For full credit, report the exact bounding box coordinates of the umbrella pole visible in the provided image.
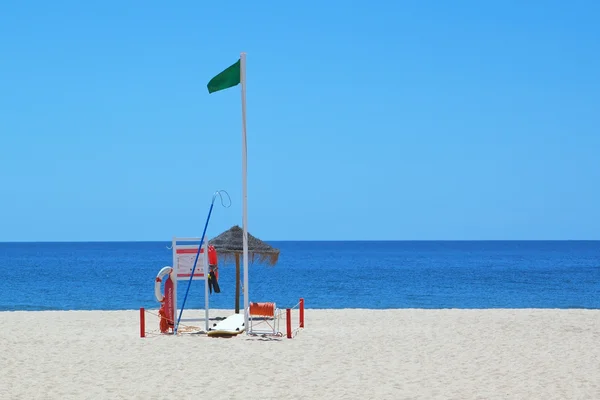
[235,253,240,314]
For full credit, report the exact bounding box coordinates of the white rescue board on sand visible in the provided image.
[207,313,245,337]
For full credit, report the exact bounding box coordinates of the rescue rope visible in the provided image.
[144,309,207,335]
[249,302,276,317]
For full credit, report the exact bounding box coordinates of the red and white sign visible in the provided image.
[175,246,206,279]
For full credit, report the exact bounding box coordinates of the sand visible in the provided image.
[1,308,599,399]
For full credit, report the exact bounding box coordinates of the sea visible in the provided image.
[1,240,599,312]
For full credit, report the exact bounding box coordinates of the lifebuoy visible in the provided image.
[155,266,173,302]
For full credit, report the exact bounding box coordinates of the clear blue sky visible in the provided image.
[1,1,599,241]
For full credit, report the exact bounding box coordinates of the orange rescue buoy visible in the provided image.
[208,245,219,280]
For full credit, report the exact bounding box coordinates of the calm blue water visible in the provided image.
[0,241,599,311]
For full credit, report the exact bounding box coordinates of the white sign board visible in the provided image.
[175,245,206,280]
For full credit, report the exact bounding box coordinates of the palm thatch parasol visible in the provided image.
[209,225,280,313]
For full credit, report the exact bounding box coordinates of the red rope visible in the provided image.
[249,302,276,317]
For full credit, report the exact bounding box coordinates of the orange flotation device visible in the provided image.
[155,267,175,333]
[158,304,170,333]
[208,245,219,280]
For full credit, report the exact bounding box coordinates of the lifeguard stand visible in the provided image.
[171,237,210,332]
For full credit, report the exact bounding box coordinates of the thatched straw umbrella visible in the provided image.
[209,225,280,313]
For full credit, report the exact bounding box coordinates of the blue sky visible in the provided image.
[1,1,599,241]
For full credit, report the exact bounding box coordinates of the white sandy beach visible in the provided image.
[1,308,599,399]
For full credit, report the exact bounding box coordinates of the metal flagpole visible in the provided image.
[240,52,249,332]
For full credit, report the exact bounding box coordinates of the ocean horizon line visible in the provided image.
[1,239,600,244]
[3,306,600,312]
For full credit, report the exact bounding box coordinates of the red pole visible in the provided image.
[140,307,145,338]
[286,308,292,339]
[299,298,304,328]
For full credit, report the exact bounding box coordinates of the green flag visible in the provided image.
[207,59,241,94]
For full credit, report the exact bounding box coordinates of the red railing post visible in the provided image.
[286,308,292,339]
[140,308,145,338]
[299,298,304,328]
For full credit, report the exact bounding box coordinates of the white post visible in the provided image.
[203,241,209,332]
[240,52,249,332]
[172,236,178,325]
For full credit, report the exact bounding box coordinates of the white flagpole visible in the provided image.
[240,52,249,331]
